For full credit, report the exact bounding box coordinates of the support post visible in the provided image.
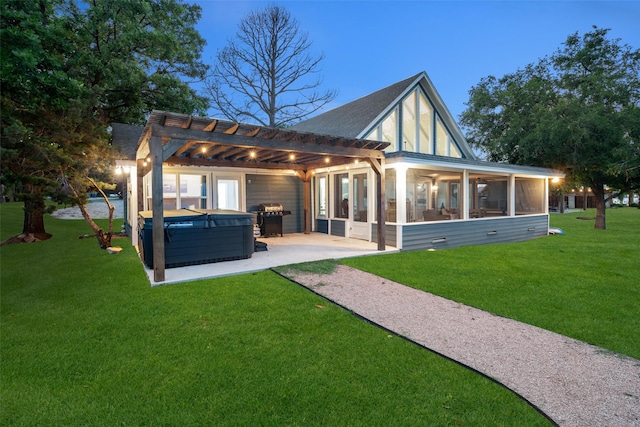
[509,174,516,216]
[136,158,145,213]
[150,135,165,283]
[367,158,386,251]
[296,171,313,234]
[462,169,469,219]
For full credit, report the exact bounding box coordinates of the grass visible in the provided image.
[343,208,640,359]
[1,202,550,426]
[276,258,340,275]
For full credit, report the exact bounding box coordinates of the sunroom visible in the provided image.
[292,72,562,250]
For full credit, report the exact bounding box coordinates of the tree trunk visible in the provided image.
[77,203,112,249]
[592,184,606,230]
[22,186,47,235]
[66,177,114,249]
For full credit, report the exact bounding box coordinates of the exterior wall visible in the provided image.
[316,218,329,234]
[372,223,398,248]
[330,220,346,237]
[401,214,549,251]
[246,174,304,234]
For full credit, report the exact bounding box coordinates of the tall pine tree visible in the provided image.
[1,0,209,244]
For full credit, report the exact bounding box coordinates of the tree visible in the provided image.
[205,4,336,128]
[461,27,640,229]
[1,0,209,247]
[1,0,102,241]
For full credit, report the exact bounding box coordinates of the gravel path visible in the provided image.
[51,198,124,219]
[279,264,640,427]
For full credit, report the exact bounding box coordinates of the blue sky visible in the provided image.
[193,0,640,121]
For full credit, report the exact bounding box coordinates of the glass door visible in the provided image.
[216,177,241,211]
[349,172,370,240]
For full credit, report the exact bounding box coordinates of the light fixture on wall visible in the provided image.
[115,165,131,175]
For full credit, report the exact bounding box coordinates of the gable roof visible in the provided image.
[290,73,420,138]
[111,123,143,161]
[291,71,476,159]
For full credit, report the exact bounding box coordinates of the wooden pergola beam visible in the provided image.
[150,124,385,160]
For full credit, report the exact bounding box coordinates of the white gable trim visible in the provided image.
[358,72,476,160]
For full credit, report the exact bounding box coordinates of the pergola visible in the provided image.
[136,111,390,282]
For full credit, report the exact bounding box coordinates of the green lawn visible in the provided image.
[4,205,638,426]
[0,202,551,426]
[344,207,640,359]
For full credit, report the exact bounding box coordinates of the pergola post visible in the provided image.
[150,135,165,283]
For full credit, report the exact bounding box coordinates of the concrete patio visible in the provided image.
[141,232,399,286]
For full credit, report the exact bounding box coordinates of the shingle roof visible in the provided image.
[386,151,564,177]
[290,73,421,138]
[111,123,143,160]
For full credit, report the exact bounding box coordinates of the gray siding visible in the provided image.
[330,220,346,237]
[402,215,549,251]
[372,224,397,247]
[316,218,329,234]
[246,174,303,234]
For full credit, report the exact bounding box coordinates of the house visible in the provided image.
[113,71,563,282]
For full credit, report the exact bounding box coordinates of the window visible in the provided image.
[180,174,207,209]
[402,92,416,151]
[450,142,461,158]
[364,87,465,158]
[316,175,327,216]
[418,92,432,154]
[353,173,368,222]
[402,89,433,154]
[515,177,545,214]
[436,117,448,156]
[470,176,508,217]
[385,169,396,222]
[435,181,449,210]
[153,173,206,210]
[162,174,177,210]
[364,127,378,141]
[381,109,398,151]
[406,169,431,222]
[217,178,240,210]
[450,183,459,209]
[334,173,349,218]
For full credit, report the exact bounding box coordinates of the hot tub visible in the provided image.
[138,209,255,268]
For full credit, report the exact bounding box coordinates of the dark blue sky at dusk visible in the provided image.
[193,1,640,121]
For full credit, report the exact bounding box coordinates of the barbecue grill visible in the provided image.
[255,203,291,237]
